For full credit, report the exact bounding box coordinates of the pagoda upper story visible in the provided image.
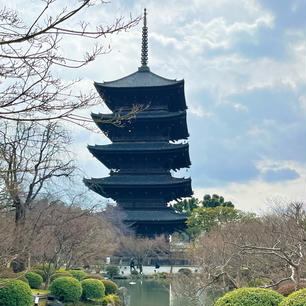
[84,9,192,236]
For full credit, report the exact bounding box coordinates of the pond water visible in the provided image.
[116,279,170,306]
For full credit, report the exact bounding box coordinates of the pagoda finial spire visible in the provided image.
[140,8,149,71]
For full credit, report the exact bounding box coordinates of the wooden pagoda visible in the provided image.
[84,9,192,236]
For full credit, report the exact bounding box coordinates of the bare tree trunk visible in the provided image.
[15,199,26,224]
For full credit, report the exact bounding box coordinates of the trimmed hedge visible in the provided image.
[105,266,119,278]
[50,276,82,302]
[0,278,33,306]
[280,288,306,306]
[102,294,121,306]
[102,279,119,295]
[215,287,283,306]
[25,271,43,289]
[68,270,87,281]
[82,274,104,281]
[50,272,73,283]
[81,279,105,300]
[31,269,46,282]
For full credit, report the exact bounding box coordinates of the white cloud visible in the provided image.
[4,0,304,212]
[194,174,305,213]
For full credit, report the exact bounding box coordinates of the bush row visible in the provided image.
[49,276,120,304]
[215,287,306,306]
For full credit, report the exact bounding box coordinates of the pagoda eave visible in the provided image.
[94,80,186,112]
[84,176,192,201]
[91,111,189,142]
[87,143,191,170]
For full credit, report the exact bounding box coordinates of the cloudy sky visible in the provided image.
[8,0,306,212]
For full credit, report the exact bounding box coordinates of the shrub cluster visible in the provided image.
[0,279,33,306]
[178,268,192,276]
[68,269,87,281]
[25,271,43,289]
[102,293,121,306]
[50,276,82,302]
[280,288,306,306]
[31,269,46,282]
[82,274,104,281]
[102,279,119,295]
[106,266,120,278]
[81,279,105,300]
[50,272,73,283]
[215,287,283,306]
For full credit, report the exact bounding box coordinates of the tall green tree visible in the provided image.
[202,194,234,208]
[173,197,200,215]
[186,206,254,239]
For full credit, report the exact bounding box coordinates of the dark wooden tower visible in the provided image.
[84,9,192,236]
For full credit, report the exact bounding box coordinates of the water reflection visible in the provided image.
[115,279,204,306]
[116,279,169,306]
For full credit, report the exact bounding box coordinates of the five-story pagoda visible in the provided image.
[84,9,192,236]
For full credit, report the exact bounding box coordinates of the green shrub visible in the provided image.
[50,272,73,283]
[178,268,192,276]
[68,269,87,281]
[55,268,67,273]
[81,279,105,300]
[35,263,55,271]
[102,279,118,295]
[106,266,119,279]
[215,287,283,306]
[102,294,121,306]
[50,276,82,302]
[0,278,33,306]
[82,274,104,281]
[31,269,46,281]
[280,288,306,306]
[277,283,306,297]
[25,271,43,289]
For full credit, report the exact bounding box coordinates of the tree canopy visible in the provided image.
[202,194,234,208]
[186,206,252,238]
[172,197,200,215]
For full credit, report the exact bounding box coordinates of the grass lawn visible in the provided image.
[32,289,51,295]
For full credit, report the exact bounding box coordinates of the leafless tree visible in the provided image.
[0,120,75,224]
[0,197,119,283]
[233,202,306,289]
[117,235,169,270]
[30,200,118,284]
[0,0,141,126]
[183,201,306,302]
[0,212,18,268]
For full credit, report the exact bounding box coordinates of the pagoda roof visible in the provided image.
[85,174,190,186]
[123,208,188,222]
[92,110,186,121]
[84,174,192,201]
[88,142,191,171]
[91,110,189,142]
[94,69,182,89]
[88,142,188,152]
